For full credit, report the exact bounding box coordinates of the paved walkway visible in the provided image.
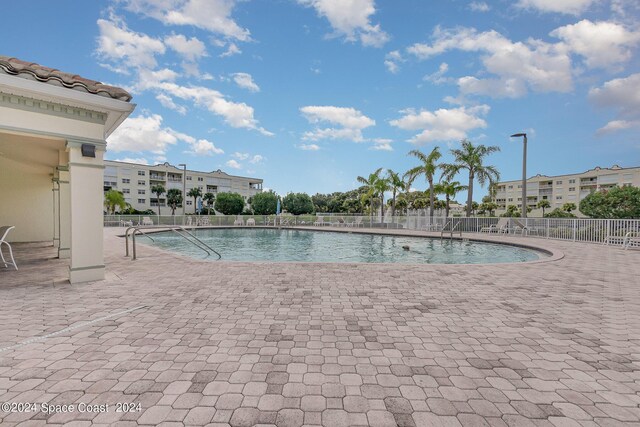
[0,228,638,426]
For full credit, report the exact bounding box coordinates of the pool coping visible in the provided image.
[119,225,564,266]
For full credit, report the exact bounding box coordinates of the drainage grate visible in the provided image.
[0,305,147,354]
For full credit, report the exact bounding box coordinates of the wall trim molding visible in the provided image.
[0,91,107,124]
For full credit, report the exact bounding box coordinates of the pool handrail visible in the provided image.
[125,225,221,260]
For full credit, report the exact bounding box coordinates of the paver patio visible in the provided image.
[0,228,639,426]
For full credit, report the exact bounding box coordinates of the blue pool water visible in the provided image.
[144,228,544,264]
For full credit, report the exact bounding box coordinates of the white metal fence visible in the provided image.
[104,214,640,246]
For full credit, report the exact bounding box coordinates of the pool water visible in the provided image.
[145,228,544,264]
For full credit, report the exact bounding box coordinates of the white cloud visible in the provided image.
[298,0,389,47]
[407,26,573,98]
[220,42,242,57]
[589,73,640,133]
[232,152,249,160]
[147,81,273,135]
[370,138,393,151]
[112,157,150,165]
[390,105,490,144]
[226,159,242,169]
[156,93,187,114]
[384,50,404,73]
[469,2,490,12]
[516,0,595,15]
[551,20,640,70]
[124,0,251,41]
[232,72,260,92]
[96,17,165,70]
[596,120,640,135]
[164,33,207,61]
[107,113,223,157]
[298,144,320,151]
[423,62,450,84]
[249,154,264,164]
[300,106,375,142]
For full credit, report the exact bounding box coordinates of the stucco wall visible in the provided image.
[0,157,53,242]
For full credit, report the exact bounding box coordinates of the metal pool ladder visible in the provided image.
[125,226,221,260]
[440,220,462,240]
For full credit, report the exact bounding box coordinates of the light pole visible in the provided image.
[510,133,527,218]
[179,163,186,216]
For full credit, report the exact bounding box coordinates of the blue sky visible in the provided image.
[2,0,639,201]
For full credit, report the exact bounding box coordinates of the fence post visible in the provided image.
[572,219,577,242]
[546,219,549,239]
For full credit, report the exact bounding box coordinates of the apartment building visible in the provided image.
[492,165,640,217]
[103,160,263,212]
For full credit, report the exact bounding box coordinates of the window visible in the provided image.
[137,199,145,203]
[138,180,146,185]
[569,179,575,183]
[508,185,513,189]
[186,200,193,205]
[187,176,192,181]
[542,196,548,200]
[138,189,145,195]
[138,170,145,176]
[517,185,522,189]
[556,180,563,185]
[122,189,130,194]
[569,187,575,192]
[508,198,513,202]
[556,196,563,200]
[122,178,130,184]
[197,177,204,182]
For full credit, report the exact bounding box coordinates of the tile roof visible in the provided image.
[0,56,132,102]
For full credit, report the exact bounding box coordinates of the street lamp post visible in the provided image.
[179,163,186,216]
[510,133,528,218]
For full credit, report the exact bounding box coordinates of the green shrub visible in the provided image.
[214,192,245,215]
[250,191,278,215]
[580,186,640,218]
[544,208,576,218]
[283,192,315,215]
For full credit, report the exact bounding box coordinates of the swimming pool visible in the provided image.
[144,228,545,264]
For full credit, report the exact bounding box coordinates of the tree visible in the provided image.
[562,202,577,213]
[479,202,498,216]
[214,192,245,215]
[471,201,479,216]
[537,199,551,217]
[203,192,216,213]
[282,193,315,215]
[166,189,183,215]
[580,186,640,219]
[357,168,383,223]
[545,208,576,218]
[187,187,202,214]
[387,169,407,218]
[405,147,441,218]
[374,175,390,221]
[250,191,279,215]
[501,205,521,217]
[442,140,500,217]
[104,189,126,214]
[151,184,166,215]
[434,179,467,218]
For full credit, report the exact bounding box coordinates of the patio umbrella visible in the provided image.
[276,198,281,215]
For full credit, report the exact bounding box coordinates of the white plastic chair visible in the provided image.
[0,226,17,270]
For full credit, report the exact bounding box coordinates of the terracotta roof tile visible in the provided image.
[0,56,132,102]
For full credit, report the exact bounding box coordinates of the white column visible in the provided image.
[57,167,71,259]
[52,177,60,248]
[67,139,106,284]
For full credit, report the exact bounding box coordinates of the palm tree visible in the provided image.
[374,175,391,221]
[442,140,500,217]
[187,187,202,214]
[104,189,126,214]
[151,184,166,215]
[166,189,183,215]
[387,169,407,217]
[404,147,442,218]
[357,168,383,223]
[434,179,468,218]
[203,192,216,214]
[537,199,550,217]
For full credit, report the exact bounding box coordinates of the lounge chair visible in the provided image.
[246,218,256,226]
[344,218,355,227]
[353,216,364,227]
[480,217,510,234]
[234,217,244,226]
[185,216,193,226]
[623,231,640,250]
[511,219,539,236]
[199,217,210,226]
[141,216,154,226]
[0,226,17,270]
[331,217,345,227]
[314,216,325,226]
[120,219,134,227]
